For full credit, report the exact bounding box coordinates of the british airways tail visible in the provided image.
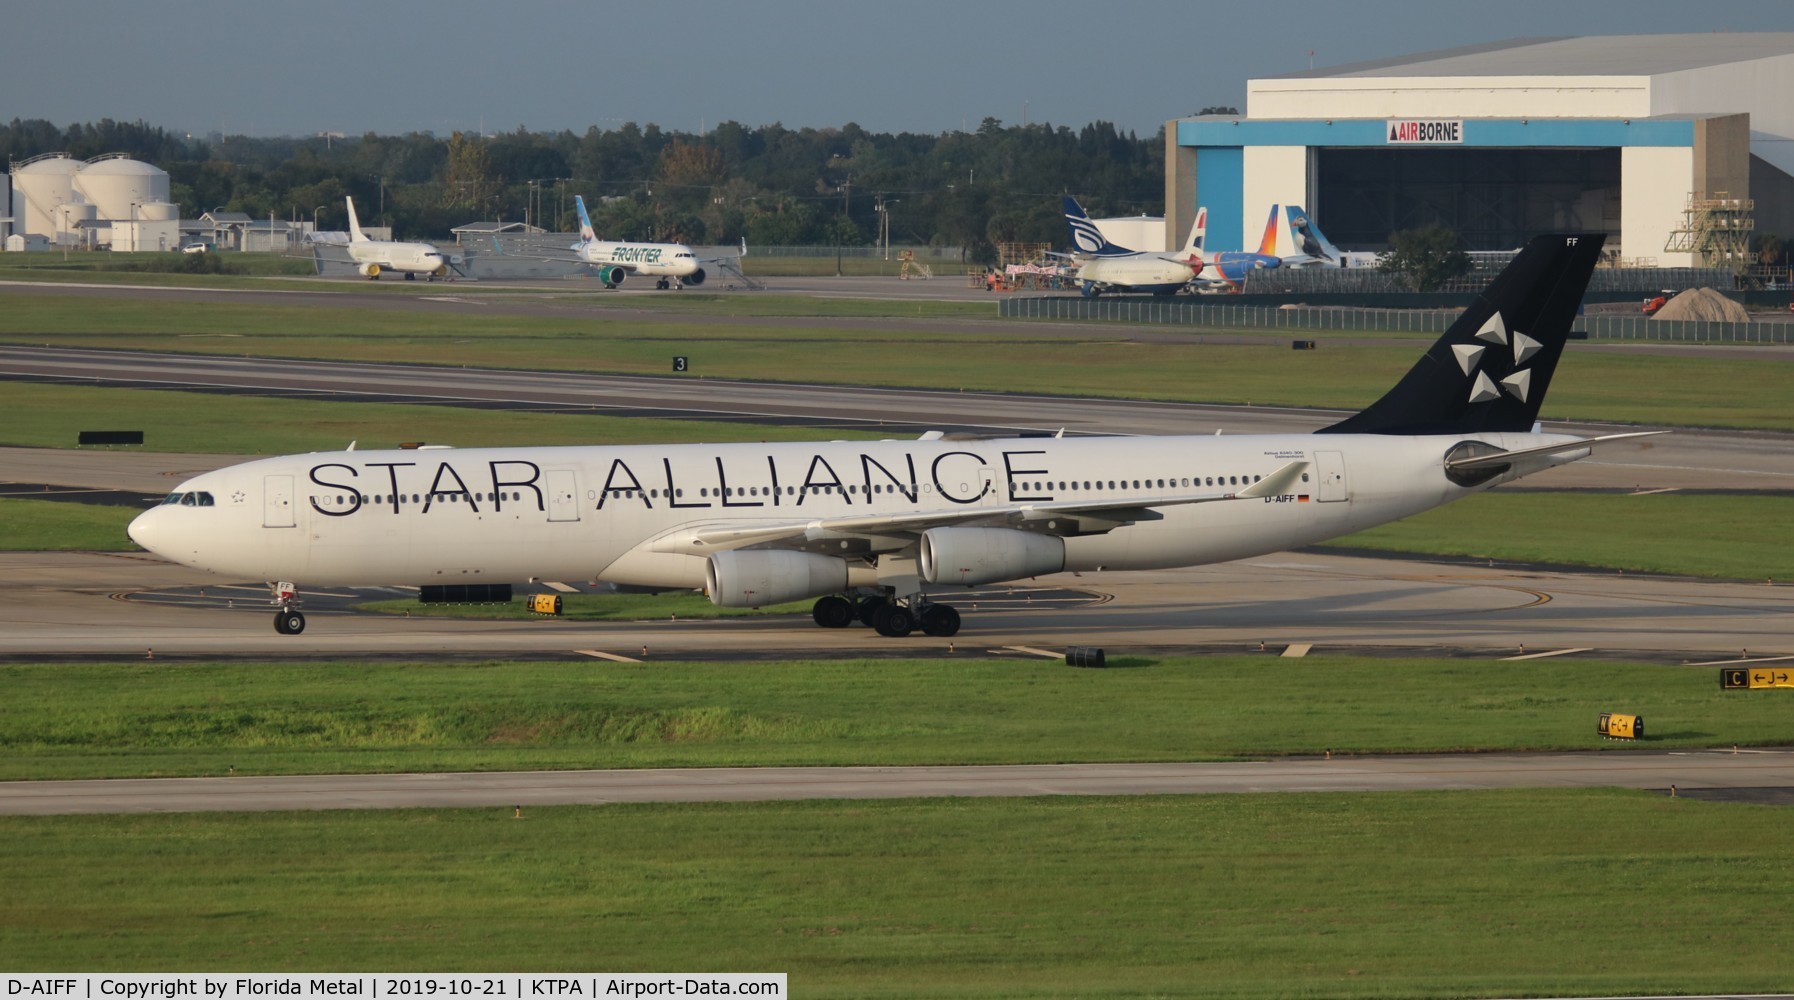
[345,195,367,243]
[1285,206,1340,263]
[1320,234,1604,436]
[1189,207,1208,255]
[1062,196,1136,257]
[574,195,598,244]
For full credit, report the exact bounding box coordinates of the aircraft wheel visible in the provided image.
[273,610,306,635]
[812,595,854,629]
[656,278,670,290]
[872,604,915,638]
[920,604,961,638]
[405,272,416,281]
[855,596,887,627]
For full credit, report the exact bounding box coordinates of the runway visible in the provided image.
[4,345,1791,490]
[4,751,1792,815]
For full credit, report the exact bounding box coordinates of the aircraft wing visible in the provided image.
[654,460,1310,555]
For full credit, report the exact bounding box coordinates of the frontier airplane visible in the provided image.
[128,234,1655,638]
[572,195,717,289]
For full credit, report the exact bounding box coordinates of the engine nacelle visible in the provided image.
[597,264,626,286]
[685,267,706,286]
[920,527,1065,587]
[359,262,382,278]
[705,550,849,608]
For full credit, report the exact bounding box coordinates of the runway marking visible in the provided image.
[1002,645,1066,660]
[1687,653,1794,666]
[543,581,579,593]
[1629,487,1680,496]
[1281,643,1313,658]
[1501,647,1593,661]
[575,649,641,663]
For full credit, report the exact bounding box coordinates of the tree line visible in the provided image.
[2,116,1164,261]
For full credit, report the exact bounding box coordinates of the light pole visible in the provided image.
[129,202,138,253]
[875,196,899,260]
[313,205,325,235]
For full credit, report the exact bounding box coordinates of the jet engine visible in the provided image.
[705,550,849,607]
[360,262,382,278]
[685,267,706,286]
[597,264,626,286]
[919,527,1065,587]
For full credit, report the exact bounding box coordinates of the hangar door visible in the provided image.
[1315,148,1620,252]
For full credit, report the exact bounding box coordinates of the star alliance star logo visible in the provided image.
[232,490,247,505]
[1453,311,1540,404]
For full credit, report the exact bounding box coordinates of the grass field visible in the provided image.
[3,789,1791,997]
[0,381,886,454]
[3,291,1791,429]
[0,497,137,550]
[1,656,1783,781]
[1326,490,1794,580]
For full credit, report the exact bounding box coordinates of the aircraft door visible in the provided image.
[263,475,295,527]
[1315,451,1349,502]
[547,469,581,522]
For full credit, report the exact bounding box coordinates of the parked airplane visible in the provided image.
[1061,196,1204,296]
[128,234,1655,639]
[1189,204,1284,287]
[344,196,452,280]
[1281,204,1344,268]
[573,195,714,289]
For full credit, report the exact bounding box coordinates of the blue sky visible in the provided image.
[10,1,1794,138]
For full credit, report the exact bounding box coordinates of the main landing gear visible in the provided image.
[810,594,961,638]
[270,581,305,635]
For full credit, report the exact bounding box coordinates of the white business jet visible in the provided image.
[129,234,1656,638]
[1062,196,1204,296]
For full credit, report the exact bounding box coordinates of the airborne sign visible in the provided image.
[1386,119,1463,144]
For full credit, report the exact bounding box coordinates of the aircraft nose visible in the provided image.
[127,506,160,552]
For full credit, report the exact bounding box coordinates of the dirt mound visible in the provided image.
[1652,287,1749,323]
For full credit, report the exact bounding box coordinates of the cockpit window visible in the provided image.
[164,491,215,507]
[161,492,184,505]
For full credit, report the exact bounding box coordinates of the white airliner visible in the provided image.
[1062,196,1204,297]
[128,234,1656,638]
[345,196,451,281]
[572,195,713,289]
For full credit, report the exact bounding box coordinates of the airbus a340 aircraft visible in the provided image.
[129,234,1655,638]
[1061,196,1204,296]
[344,196,452,280]
[572,195,717,289]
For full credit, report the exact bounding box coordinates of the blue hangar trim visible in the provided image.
[1177,118,1697,149]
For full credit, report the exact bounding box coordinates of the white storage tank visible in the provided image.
[12,154,82,237]
[74,156,170,221]
[138,201,178,221]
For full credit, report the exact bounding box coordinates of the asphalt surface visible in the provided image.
[5,751,1791,816]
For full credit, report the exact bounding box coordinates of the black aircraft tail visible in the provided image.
[1319,234,1605,436]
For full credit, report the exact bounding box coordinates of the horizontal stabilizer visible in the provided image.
[1445,431,1667,471]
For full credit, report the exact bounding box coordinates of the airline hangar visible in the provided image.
[1165,33,1794,266]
